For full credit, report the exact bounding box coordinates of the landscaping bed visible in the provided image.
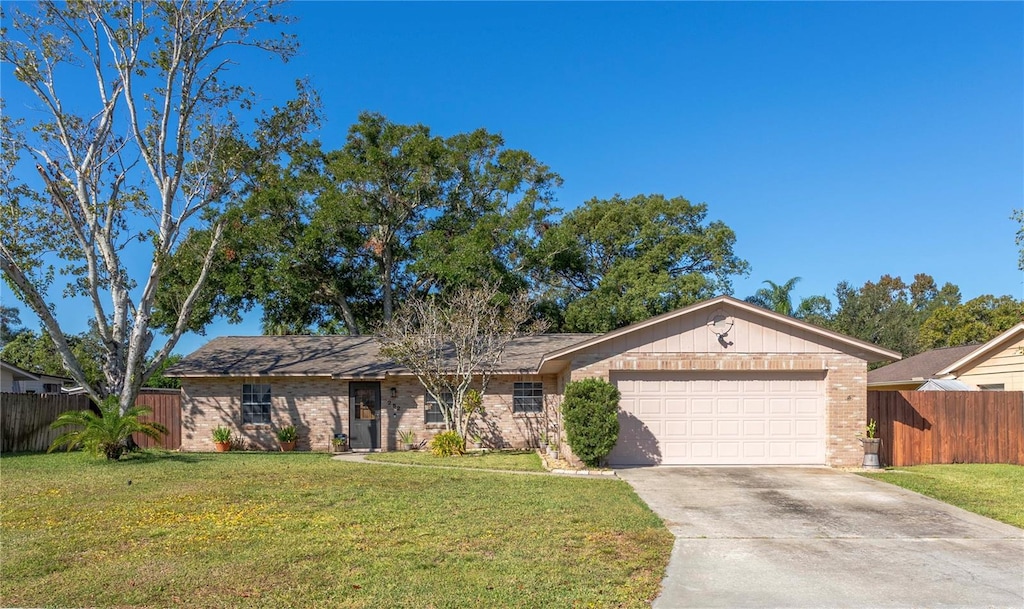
[1,451,672,608]
[859,463,1024,528]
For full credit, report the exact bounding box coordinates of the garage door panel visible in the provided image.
[665,399,687,414]
[665,420,688,436]
[692,398,713,414]
[795,398,819,413]
[795,420,819,436]
[743,398,766,414]
[718,442,740,457]
[718,398,739,414]
[743,420,766,436]
[717,380,740,392]
[693,380,714,392]
[639,399,662,415]
[691,420,714,436]
[717,420,740,436]
[610,371,825,466]
[691,442,714,457]
[743,442,766,458]
[663,442,688,459]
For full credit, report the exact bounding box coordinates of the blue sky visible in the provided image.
[3,1,1023,356]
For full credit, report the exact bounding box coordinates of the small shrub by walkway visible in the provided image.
[1,451,671,608]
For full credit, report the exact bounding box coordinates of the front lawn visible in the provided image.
[365,449,545,472]
[1,451,671,608]
[859,464,1024,528]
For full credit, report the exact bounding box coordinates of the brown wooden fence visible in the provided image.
[1,393,93,453]
[868,391,1024,466]
[133,389,182,450]
[1,389,182,453]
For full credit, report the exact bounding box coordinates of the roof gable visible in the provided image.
[1,360,41,381]
[540,296,901,365]
[936,322,1024,377]
[867,344,978,386]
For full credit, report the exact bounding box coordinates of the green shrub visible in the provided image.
[430,430,465,457]
[48,396,168,461]
[212,426,232,443]
[562,378,620,468]
[276,425,298,442]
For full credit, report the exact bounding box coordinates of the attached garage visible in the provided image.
[538,296,901,468]
[609,371,826,465]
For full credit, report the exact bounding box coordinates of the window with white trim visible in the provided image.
[242,383,272,425]
[513,381,544,413]
[424,391,452,425]
[978,384,1005,391]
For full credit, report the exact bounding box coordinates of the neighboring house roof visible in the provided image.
[936,322,1024,378]
[168,333,598,379]
[1,360,42,382]
[917,379,977,391]
[867,344,979,387]
[538,295,902,368]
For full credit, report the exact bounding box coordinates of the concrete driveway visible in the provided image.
[616,467,1024,608]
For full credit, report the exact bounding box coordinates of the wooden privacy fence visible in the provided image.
[1,389,182,453]
[868,391,1024,466]
[1,393,93,453]
[133,389,182,450]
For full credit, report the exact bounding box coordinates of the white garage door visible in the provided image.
[608,371,826,466]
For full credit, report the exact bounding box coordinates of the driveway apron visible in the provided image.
[616,467,1024,608]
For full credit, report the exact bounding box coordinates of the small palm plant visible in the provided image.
[49,397,168,460]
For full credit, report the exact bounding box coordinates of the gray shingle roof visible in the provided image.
[867,344,980,385]
[167,334,597,378]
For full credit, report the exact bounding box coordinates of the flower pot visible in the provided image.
[214,441,231,452]
[279,441,296,452]
[860,438,881,469]
[404,443,414,451]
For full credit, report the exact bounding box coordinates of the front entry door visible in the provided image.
[349,382,381,450]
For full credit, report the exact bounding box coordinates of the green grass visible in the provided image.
[859,464,1024,528]
[364,450,545,472]
[1,451,672,608]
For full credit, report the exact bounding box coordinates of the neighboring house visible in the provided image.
[868,323,1024,392]
[866,345,979,392]
[169,296,899,467]
[0,360,70,394]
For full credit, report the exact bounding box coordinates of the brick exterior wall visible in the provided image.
[180,374,560,452]
[180,354,868,468]
[561,351,868,467]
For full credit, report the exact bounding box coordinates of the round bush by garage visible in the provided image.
[563,378,621,467]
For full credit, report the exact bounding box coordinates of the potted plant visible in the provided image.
[212,426,232,452]
[277,425,298,452]
[398,429,416,451]
[331,433,348,453]
[859,418,881,469]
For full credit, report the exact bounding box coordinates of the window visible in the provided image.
[978,384,1005,391]
[425,391,451,425]
[242,383,272,425]
[513,382,544,413]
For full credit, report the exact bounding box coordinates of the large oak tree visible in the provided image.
[533,194,749,332]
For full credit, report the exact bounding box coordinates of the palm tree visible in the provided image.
[49,397,168,460]
[746,277,802,316]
